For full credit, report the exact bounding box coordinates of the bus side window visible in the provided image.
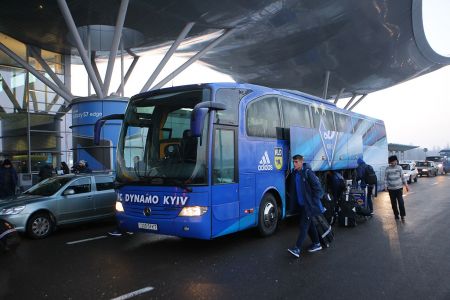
[312,106,335,131]
[335,113,352,133]
[213,129,235,184]
[281,98,311,128]
[246,97,280,138]
[215,88,241,125]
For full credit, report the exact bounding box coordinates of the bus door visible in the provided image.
[289,126,315,164]
[211,126,239,237]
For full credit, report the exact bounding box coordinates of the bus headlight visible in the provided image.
[179,206,208,217]
[422,168,428,172]
[115,201,124,212]
[438,164,443,168]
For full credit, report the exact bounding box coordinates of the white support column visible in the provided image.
[116,53,139,95]
[120,40,125,96]
[141,22,195,93]
[322,70,330,99]
[348,94,367,111]
[344,93,357,110]
[0,41,73,103]
[103,0,129,96]
[29,46,73,98]
[151,28,236,91]
[57,0,104,98]
[334,88,345,104]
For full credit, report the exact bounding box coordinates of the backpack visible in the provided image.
[364,164,377,185]
[305,169,324,199]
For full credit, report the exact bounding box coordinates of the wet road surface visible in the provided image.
[1,175,450,299]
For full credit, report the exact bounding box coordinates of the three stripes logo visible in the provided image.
[258,151,273,171]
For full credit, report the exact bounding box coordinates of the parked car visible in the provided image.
[0,174,116,239]
[399,162,418,184]
[425,156,449,175]
[415,160,438,177]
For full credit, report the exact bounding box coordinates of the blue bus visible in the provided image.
[95,83,387,239]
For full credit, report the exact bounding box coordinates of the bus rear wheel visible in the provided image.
[258,193,279,237]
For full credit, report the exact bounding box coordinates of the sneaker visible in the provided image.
[288,247,301,258]
[125,231,134,235]
[308,243,323,253]
[401,216,405,221]
[108,230,123,237]
[395,215,400,220]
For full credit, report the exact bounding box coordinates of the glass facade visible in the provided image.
[0,33,71,187]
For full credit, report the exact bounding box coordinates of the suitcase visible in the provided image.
[312,214,334,248]
[0,219,20,252]
[338,193,357,227]
[351,187,372,217]
[320,193,336,225]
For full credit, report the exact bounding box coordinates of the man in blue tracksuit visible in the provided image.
[288,154,324,258]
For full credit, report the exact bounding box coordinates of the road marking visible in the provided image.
[66,235,108,245]
[111,287,154,300]
[431,182,439,185]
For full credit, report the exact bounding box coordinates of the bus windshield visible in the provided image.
[116,88,210,186]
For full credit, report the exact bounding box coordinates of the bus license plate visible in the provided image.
[138,222,158,231]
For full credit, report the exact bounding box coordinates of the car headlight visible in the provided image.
[0,205,26,215]
[179,206,208,217]
[438,164,443,168]
[115,201,124,212]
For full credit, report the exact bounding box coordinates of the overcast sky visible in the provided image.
[351,65,450,150]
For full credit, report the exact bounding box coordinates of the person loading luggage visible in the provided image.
[384,155,409,221]
[356,158,376,215]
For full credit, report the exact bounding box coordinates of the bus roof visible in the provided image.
[130,82,383,123]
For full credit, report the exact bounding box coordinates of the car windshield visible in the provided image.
[416,162,430,167]
[116,88,210,186]
[400,164,410,170]
[24,176,74,196]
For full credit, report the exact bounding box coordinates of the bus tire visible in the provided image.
[257,193,279,237]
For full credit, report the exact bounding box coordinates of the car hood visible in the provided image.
[0,194,52,208]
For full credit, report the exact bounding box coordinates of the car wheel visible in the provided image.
[27,212,53,239]
[407,176,412,184]
[414,176,418,182]
[257,193,279,237]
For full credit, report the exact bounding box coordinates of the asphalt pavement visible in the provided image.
[1,175,450,300]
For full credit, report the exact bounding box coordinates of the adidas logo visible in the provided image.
[258,151,273,171]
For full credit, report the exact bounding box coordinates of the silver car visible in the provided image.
[0,174,116,239]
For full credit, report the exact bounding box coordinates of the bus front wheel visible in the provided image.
[258,193,279,237]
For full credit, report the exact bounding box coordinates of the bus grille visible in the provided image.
[124,204,180,219]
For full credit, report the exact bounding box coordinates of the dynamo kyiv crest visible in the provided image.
[274,147,283,170]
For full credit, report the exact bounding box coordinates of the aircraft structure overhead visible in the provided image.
[0,0,449,100]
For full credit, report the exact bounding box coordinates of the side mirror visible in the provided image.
[190,102,226,137]
[94,114,124,145]
[63,189,75,196]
